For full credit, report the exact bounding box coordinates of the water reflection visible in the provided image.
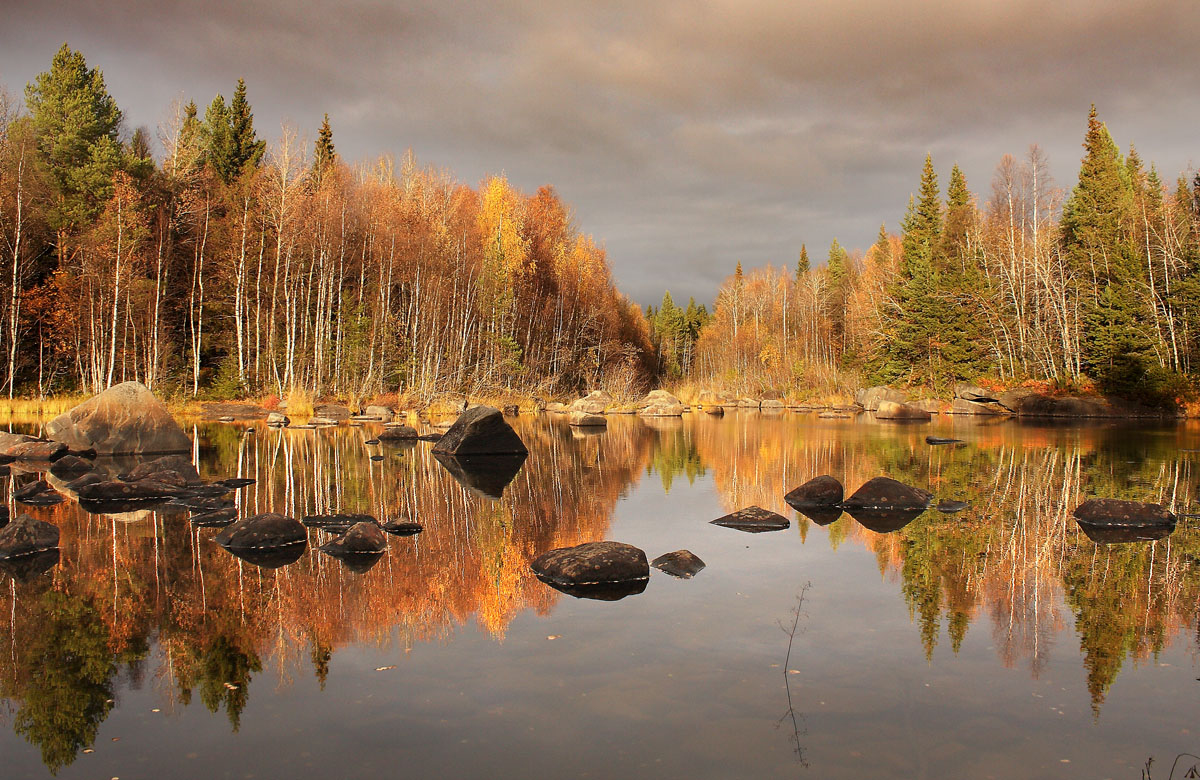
[0,411,1196,773]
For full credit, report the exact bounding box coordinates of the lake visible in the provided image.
[1,410,1198,779]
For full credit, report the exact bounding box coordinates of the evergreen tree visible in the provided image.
[796,244,810,275]
[313,113,335,182]
[228,79,265,174]
[24,43,123,234]
[203,80,265,184]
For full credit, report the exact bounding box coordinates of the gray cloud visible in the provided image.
[1,0,1197,304]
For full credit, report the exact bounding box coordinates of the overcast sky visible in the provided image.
[1,0,1197,305]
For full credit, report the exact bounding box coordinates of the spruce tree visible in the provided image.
[228,79,265,173]
[796,244,810,275]
[313,113,336,181]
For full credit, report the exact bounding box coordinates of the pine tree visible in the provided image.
[204,80,266,184]
[228,79,265,174]
[796,244,810,275]
[24,43,124,233]
[312,113,336,183]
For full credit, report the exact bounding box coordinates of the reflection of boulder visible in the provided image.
[303,513,376,532]
[538,578,648,601]
[710,506,790,533]
[798,507,843,526]
[13,479,65,506]
[533,541,650,593]
[191,507,238,527]
[225,544,307,570]
[430,406,527,456]
[843,477,932,510]
[784,475,843,509]
[434,452,527,499]
[0,548,60,581]
[215,512,307,552]
[0,513,60,559]
[651,550,705,578]
[1073,499,1176,543]
[847,506,925,533]
[1077,523,1175,544]
[331,551,386,574]
[47,380,191,454]
[319,521,387,555]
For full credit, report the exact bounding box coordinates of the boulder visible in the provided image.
[532,541,650,587]
[49,455,95,479]
[0,514,59,559]
[266,412,290,426]
[362,405,395,422]
[201,402,267,420]
[1072,499,1175,528]
[215,512,307,551]
[854,386,907,411]
[313,403,351,421]
[914,399,944,414]
[937,499,969,513]
[46,381,191,454]
[13,480,64,506]
[996,387,1036,412]
[569,390,613,415]
[948,398,1008,415]
[4,440,67,461]
[760,399,785,411]
[502,404,519,417]
[569,412,608,428]
[637,390,685,417]
[843,477,932,510]
[545,402,567,413]
[954,382,999,402]
[710,506,790,533]
[77,479,186,505]
[320,521,387,555]
[0,432,36,451]
[784,475,843,508]
[382,517,423,536]
[704,405,725,416]
[650,550,706,579]
[119,454,202,485]
[378,425,419,441]
[430,406,528,456]
[874,400,932,421]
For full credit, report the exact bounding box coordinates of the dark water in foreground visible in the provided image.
[1,411,1199,779]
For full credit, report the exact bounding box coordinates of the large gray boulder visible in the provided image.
[569,390,613,415]
[430,405,528,456]
[47,381,191,455]
[875,400,932,421]
[954,383,999,402]
[855,386,908,411]
[638,389,685,417]
[0,513,59,559]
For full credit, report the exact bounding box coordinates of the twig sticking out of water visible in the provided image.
[777,582,812,768]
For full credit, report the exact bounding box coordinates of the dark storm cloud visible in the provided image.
[2,0,1198,304]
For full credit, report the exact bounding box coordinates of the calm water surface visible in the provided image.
[1,411,1198,779]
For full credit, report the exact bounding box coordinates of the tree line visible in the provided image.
[0,44,653,401]
[682,106,1200,401]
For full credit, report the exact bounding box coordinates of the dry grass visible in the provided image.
[0,395,86,424]
[284,387,314,420]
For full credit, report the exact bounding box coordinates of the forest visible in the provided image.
[0,45,653,404]
[5,44,1200,406]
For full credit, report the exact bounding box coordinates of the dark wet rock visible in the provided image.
[0,548,60,581]
[784,475,843,509]
[364,438,381,445]
[0,506,9,528]
[875,400,932,421]
[320,521,387,555]
[302,513,377,532]
[1078,523,1175,544]
[215,512,307,551]
[180,483,235,498]
[190,507,239,527]
[1072,499,1175,528]
[13,479,64,506]
[569,411,607,428]
[49,454,95,479]
[0,432,36,452]
[703,405,725,416]
[65,471,103,492]
[854,386,907,411]
[847,506,925,534]
[434,452,527,499]
[954,383,999,402]
[77,479,185,505]
[0,513,60,558]
[226,545,307,569]
[370,454,384,461]
[118,454,202,486]
[710,506,790,533]
[0,464,9,477]
[925,436,963,445]
[937,499,969,513]
[797,507,843,526]
[186,496,236,513]
[219,477,256,489]
[266,412,290,426]
[313,403,352,421]
[378,425,418,441]
[47,381,191,454]
[842,477,933,510]
[651,550,706,579]
[431,406,528,456]
[382,518,423,536]
[532,541,650,588]
[4,440,67,461]
[418,432,443,442]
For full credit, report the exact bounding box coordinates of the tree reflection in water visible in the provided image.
[0,412,1197,771]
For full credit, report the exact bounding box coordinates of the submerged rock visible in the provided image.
[46,380,191,454]
[49,454,95,479]
[302,513,376,532]
[382,517,423,536]
[651,550,706,579]
[430,406,527,456]
[710,506,790,533]
[77,479,185,506]
[784,475,843,509]
[0,548,60,581]
[190,507,239,527]
[532,541,650,590]
[842,477,933,510]
[215,512,307,551]
[0,514,60,559]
